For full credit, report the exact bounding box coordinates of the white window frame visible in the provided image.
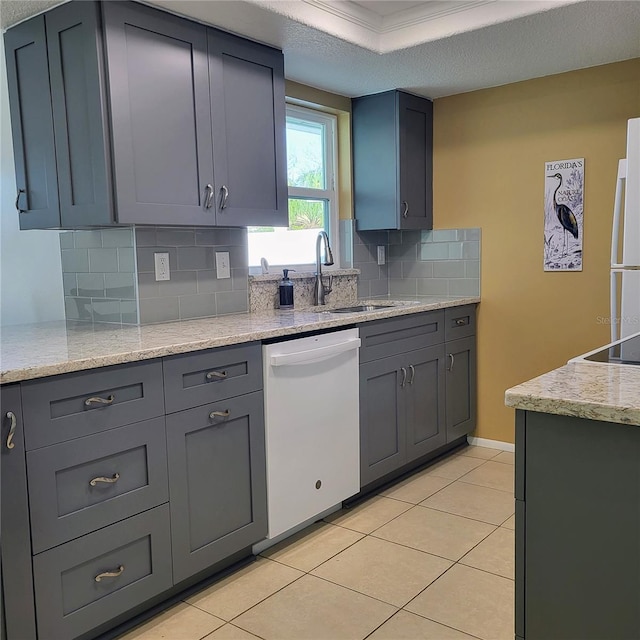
[247,103,340,272]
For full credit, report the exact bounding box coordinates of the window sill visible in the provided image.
[248,268,360,282]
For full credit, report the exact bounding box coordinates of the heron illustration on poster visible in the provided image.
[544,158,584,271]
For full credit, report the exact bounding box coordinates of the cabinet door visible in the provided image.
[398,91,433,230]
[0,385,37,640]
[167,392,267,584]
[208,29,288,227]
[46,1,112,227]
[445,336,477,442]
[405,345,446,462]
[103,1,215,225]
[359,354,406,487]
[4,15,60,229]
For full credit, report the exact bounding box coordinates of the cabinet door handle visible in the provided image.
[209,410,230,419]
[90,473,120,487]
[206,370,227,380]
[95,565,124,582]
[401,201,409,219]
[408,365,415,385]
[15,188,26,213]
[85,394,115,407]
[400,367,407,387]
[448,353,455,372]
[204,184,214,209]
[5,411,17,450]
[219,185,229,210]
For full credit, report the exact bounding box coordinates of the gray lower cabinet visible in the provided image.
[167,391,267,584]
[516,410,640,639]
[353,90,433,230]
[359,345,446,486]
[358,307,476,488]
[445,336,477,442]
[0,385,37,640]
[4,0,286,229]
[2,343,268,639]
[32,505,172,640]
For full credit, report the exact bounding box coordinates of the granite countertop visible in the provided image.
[505,361,640,426]
[0,296,479,383]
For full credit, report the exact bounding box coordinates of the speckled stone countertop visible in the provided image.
[505,362,640,426]
[0,296,479,384]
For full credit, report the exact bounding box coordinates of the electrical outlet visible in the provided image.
[215,251,231,279]
[154,252,170,281]
[377,245,386,265]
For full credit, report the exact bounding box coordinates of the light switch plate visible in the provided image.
[377,246,386,265]
[216,252,231,279]
[154,252,170,281]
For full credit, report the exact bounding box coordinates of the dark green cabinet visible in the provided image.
[353,90,433,231]
[167,392,267,584]
[516,410,640,639]
[0,385,36,640]
[4,0,287,229]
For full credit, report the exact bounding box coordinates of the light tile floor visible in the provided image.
[119,446,514,640]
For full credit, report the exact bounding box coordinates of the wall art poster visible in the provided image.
[544,158,584,271]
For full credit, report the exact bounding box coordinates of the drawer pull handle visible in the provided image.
[408,365,415,385]
[209,410,230,419]
[90,473,120,487]
[6,411,17,450]
[206,370,227,380]
[455,318,467,326]
[448,353,455,372]
[400,367,407,388]
[95,565,124,582]
[85,394,115,407]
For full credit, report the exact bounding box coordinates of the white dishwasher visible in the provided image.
[262,328,360,540]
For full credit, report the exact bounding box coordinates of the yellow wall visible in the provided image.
[433,58,640,443]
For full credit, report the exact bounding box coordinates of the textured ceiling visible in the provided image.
[2,0,639,99]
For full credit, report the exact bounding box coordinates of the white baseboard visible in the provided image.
[467,436,515,452]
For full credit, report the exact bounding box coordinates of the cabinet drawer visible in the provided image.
[27,417,169,554]
[359,311,444,363]
[444,304,476,341]
[163,342,262,413]
[33,505,172,640]
[21,360,165,449]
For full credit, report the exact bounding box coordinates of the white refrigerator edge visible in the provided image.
[610,117,640,341]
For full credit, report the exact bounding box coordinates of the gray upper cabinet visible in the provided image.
[103,1,215,226]
[4,0,287,229]
[353,90,433,231]
[4,15,60,229]
[208,30,288,227]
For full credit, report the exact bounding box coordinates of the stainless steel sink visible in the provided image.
[328,304,395,313]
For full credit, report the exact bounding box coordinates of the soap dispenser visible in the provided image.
[278,269,295,309]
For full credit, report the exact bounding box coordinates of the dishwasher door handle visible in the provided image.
[270,338,361,367]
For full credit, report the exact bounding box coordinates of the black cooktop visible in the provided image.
[584,334,640,365]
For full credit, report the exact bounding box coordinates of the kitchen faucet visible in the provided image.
[314,230,334,305]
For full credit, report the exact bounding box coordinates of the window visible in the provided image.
[247,104,338,269]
